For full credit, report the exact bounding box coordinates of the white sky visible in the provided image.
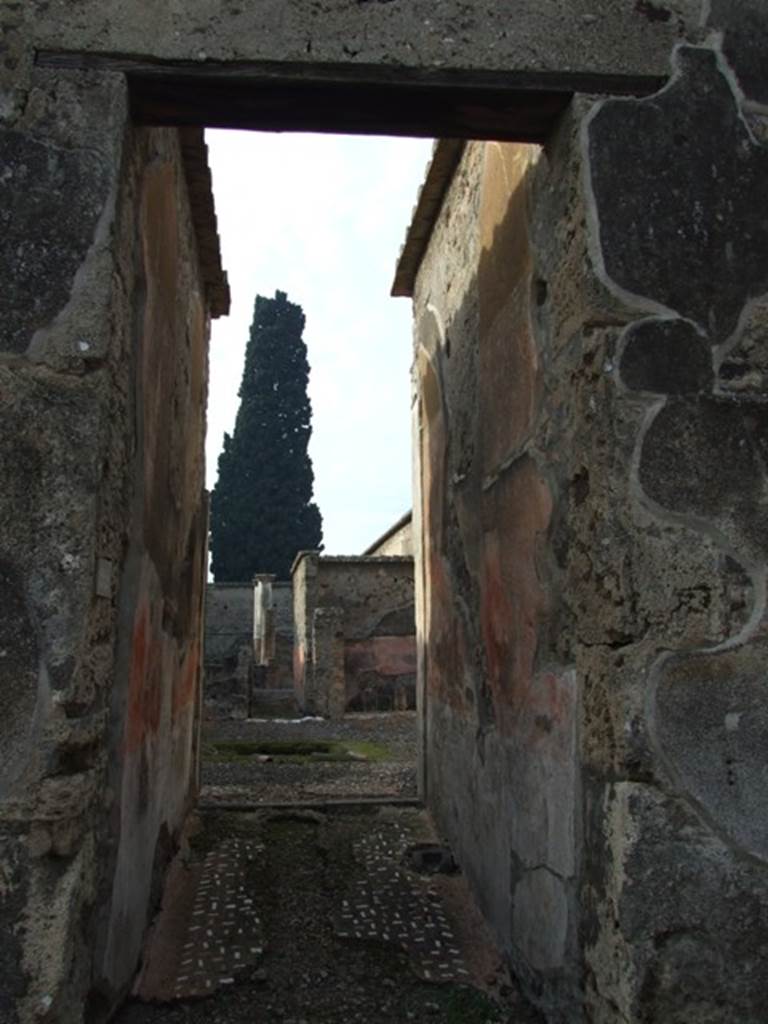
[205,129,433,555]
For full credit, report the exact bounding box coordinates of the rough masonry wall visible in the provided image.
[0,64,210,1021]
[292,554,416,714]
[204,584,253,664]
[320,559,416,712]
[4,1,699,97]
[269,582,295,689]
[580,41,768,1024]
[413,22,768,1024]
[0,67,133,1024]
[203,583,253,718]
[3,4,767,1024]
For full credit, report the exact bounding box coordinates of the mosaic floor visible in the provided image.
[173,836,266,999]
[136,810,479,1006]
[331,822,470,984]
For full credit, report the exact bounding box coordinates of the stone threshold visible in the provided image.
[198,796,423,812]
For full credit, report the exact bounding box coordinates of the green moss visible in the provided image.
[342,740,390,762]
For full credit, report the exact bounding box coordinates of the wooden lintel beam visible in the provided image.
[129,76,572,142]
[36,51,663,142]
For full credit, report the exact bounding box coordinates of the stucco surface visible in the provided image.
[413,134,585,1020]
[365,516,413,557]
[97,125,209,1007]
[0,68,211,1020]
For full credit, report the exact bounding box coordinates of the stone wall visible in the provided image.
[292,553,416,716]
[410,29,768,1024]
[0,60,220,1019]
[0,70,131,1024]
[203,583,253,718]
[5,1,696,103]
[204,578,294,715]
[270,582,295,689]
[581,42,768,1024]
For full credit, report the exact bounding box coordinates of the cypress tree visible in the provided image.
[210,290,323,580]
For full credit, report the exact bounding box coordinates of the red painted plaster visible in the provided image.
[344,635,416,676]
[478,457,552,735]
[173,637,199,715]
[125,599,162,754]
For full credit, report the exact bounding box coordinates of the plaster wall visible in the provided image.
[100,124,209,1007]
[250,579,295,691]
[0,66,211,1021]
[366,516,414,557]
[321,558,416,713]
[292,552,318,712]
[412,136,584,1019]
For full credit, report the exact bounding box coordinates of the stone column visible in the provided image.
[252,573,276,668]
[312,607,346,720]
[291,551,320,712]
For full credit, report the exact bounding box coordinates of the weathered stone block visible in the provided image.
[654,637,768,858]
[618,317,712,395]
[585,782,768,1024]
[0,131,110,354]
[587,47,768,346]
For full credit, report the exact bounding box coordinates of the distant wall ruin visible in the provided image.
[292,553,416,717]
[203,582,254,718]
[203,578,295,718]
[264,581,295,690]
